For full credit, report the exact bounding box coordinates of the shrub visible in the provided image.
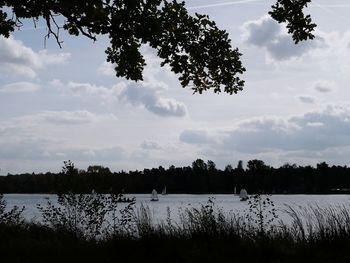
[37,191,110,239]
[246,194,278,236]
[0,193,24,225]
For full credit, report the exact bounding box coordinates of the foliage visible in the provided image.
[37,191,138,239]
[3,159,350,195]
[107,192,136,237]
[0,1,317,94]
[246,194,278,235]
[0,0,245,94]
[207,160,216,172]
[237,160,244,171]
[0,193,24,225]
[247,159,270,171]
[87,165,111,174]
[61,160,78,176]
[37,191,110,239]
[269,0,317,43]
[192,158,207,171]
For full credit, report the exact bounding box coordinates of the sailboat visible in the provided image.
[233,186,237,195]
[151,189,159,201]
[239,188,248,201]
[161,186,167,195]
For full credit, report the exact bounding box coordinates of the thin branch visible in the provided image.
[44,12,63,48]
[75,23,97,41]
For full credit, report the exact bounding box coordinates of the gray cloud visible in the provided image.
[0,137,52,160]
[0,110,120,163]
[281,146,350,166]
[0,139,126,162]
[0,36,70,78]
[140,140,162,150]
[16,110,118,126]
[0,81,40,93]
[222,105,350,153]
[242,16,324,61]
[179,105,350,155]
[179,130,216,144]
[0,110,121,163]
[298,95,316,104]
[0,111,126,173]
[65,147,127,162]
[313,81,334,93]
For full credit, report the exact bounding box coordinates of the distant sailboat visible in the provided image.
[161,186,167,195]
[239,189,248,201]
[151,189,159,201]
[233,186,237,195]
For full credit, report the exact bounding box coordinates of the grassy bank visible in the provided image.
[1,194,350,262]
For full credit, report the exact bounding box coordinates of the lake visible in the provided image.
[4,194,350,224]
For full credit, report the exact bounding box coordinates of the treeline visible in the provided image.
[1,159,350,194]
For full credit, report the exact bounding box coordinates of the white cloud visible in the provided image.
[94,47,187,117]
[0,81,40,93]
[16,110,118,126]
[66,81,120,104]
[306,121,324,127]
[118,82,187,117]
[188,0,264,10]
[241,15,324,61]
[97,46,172,85]
[0,36,70,78]
[38,50,70,65]
[97,61,115,77]
[57,80,187,118]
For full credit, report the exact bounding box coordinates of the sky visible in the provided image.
[1,0,350,174]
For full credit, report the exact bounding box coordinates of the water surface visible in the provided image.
[4,194,350,223]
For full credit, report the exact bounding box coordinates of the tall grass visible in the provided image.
[281,204,350,242]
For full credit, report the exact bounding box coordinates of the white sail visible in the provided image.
[162,186,167,195]
[151,189,159,201]
[239,189,248,201]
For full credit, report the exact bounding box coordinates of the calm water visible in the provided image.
[4,194,350,224]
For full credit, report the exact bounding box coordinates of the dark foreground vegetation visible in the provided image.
[1,159,350,194]
[1,192,350,263]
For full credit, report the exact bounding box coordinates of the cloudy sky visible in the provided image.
[1,0,350,174]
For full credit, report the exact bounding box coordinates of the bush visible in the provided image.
[0,193,24,225]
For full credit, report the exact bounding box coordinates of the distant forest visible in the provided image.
[1,159,350,194]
